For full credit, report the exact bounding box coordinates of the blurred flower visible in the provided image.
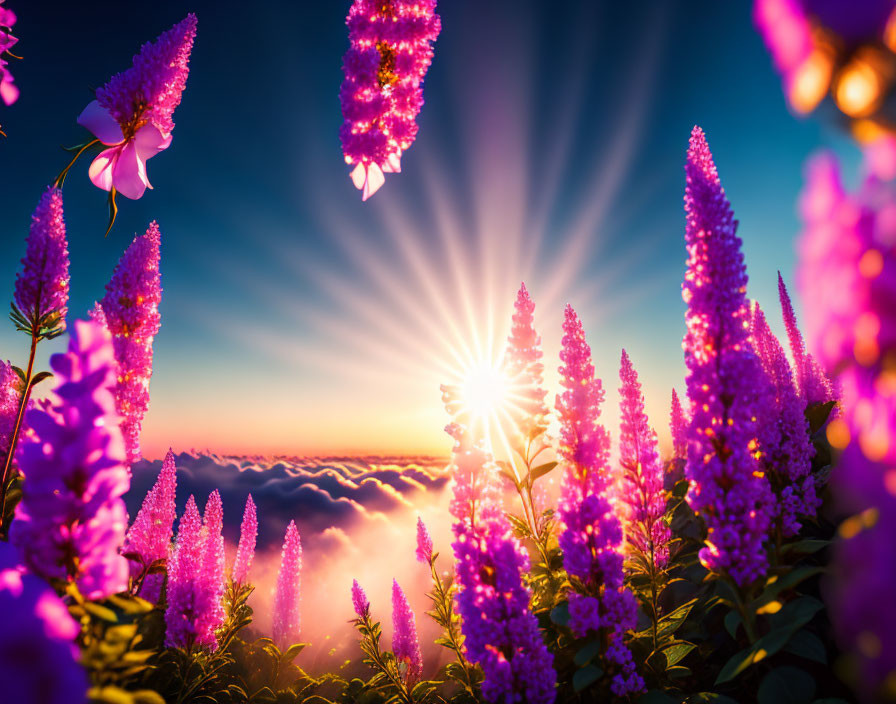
[0,360,23,463]
[232,494,257,585]
[670,388,688,461]
[11,319,130,599]
[556,306,643,696]
[415,515,433,564]
[339,0,440,200]
[619,349,670,569]
[165,495,203,649]
[77,14,196,199]
[392,578,423,683]
[0,1,19,106]
[351,578,370,618]
[196,489,225,651]
[681,126,774,587]
[447,423,556,704]
[123,448,177,602]
[272,520,303,649]
[92,222,162,467]
[12,188,70,337]
[0,542,88,704]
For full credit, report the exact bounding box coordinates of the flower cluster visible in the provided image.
[13,188,70,336]
[503,282,550,435]
[618,349,670,569]
[165,495,203,649]
[0,361,22,461]
[78,14,197,199]
[799,139,896,693]
[555,306,643,696]
[0,0,18,106]
[415,515,433,564]
[0,542,87,704]
[93,222,162,467]
[123,449,178,602]
[681,126,774,587]
[391,579,423,683]
[11,319,130,599]
[670,388,688,461]
[232,494,258,586]
[447,423,556,704]
[339,0,441,200]
[750,303,818,537]
[197,490,225,650]
[272,520,303,649]
[351,578,370,618]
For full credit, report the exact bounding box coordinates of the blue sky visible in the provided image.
[0,0,861,456]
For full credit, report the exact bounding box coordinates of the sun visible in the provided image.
[460,360,512,425]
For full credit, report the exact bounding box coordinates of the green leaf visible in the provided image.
[662,641,696,667]
[769,596,825,633]
[83,602,119,622]
[672,478,689,499]
[656,598,698,639]
[282,642,307,663]
[88,686,134,704]
[783,630,827,664]
[550,602,570,627]
[573,640,602,667]
[638,691,678,704]
[715,647,761,685]
[757,667,815,704]
[10,365,26,384]
[753,567,825,610]
[724,610,741,639]
[131,692,166,704]
[528,461,558,483]
[29,371,53,387]
[805,401,837,434]
[666,665,691,679]
[780,539,830,556]
[572,664,603,692]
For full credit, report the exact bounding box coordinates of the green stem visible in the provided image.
[360,613,413,704]
[54,139,99,188]
[0,328,38,527]
[430,560,477,696]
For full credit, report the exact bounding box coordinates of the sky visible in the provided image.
[0,0,863,459]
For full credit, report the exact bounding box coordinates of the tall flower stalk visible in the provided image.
[391,579,423,684]
[197,490,226,651]
[555,306,643,696]
[681,126,774,593]
[272,520,303,649]
[92,222,162,469]
[166,495,204,650]
[232,494,257,586]
[1,188,70,525]
[10,319,130,600]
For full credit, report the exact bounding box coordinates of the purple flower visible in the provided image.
[123,448,177,602]
[0,1,19,106]
[447,423,556,704]
[232,494,257,585]
[681,126,774,587]
[619,349,670,568]
[0,542,88,703]
[77,15,197,200]
[196,490,225,650]
[339,0,440,200]
[93,222,162,467]
[415,515,433,564]
[777,272,836,405]
[504,283,550,428]
[165,495,203,649]
[13,188,70,336]
[11,319,130,600]
[351,578,370,618]
[555,306,643,696]
[670,388,688,461]
[0,360,23,462]
[750,303,819,537]
[392,578,423,683]
[272,520,303,649]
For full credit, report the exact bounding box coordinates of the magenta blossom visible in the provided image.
[670,389,688,462]
[77,15,196,199]
[272,520,303,649]
[0,542,88,704]
[232,494,257,585]
[351,578,370,618]
[0,1,18,106]
[11,319,130,600]
[392,578,423,683]
[415,516,433,564]
[165,495,203,649]
[196,490,225,651]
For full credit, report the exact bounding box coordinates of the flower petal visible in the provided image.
[111,140,149,200]
[134,123,172,162]
[77,101,124,145]
[88,148,119,192]
[350,162,367,190]
[382,150,402,174]
[0,78,18,106]
[362,163,385,201]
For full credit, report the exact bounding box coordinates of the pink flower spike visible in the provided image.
[195,490,226,651]
[392,579,423,683]
[415,516,433,564]
[351,579,369,618]
[272,521,303,649]
[165,496,203,648]
[232,494,257,585]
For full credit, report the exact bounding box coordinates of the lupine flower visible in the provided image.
[0,1,18,106]
[777,272,835,405]
[11,319,130,600]
[750,303,818,537]
[272,520,303,649]
[415,515,433,564]
[753,0,814,111]
[798,141,896,694]
[122,448,177,602]
[555,306,643,697]
[351,578,370,618]
[681,127,774,587]
[165,495,203,649]
[77,15,197,199]
[340,0,441,200]
[618,349,670,569]
[232,494,257,585]
[13,188,70,336]
[504,282,550,426]
[392,578,423,683]
[196,490,225,650]
[93,221,162,467]
[0,361,22,460]
[0,542,88,704]
[446,423,556,704]
[670,389,688,461]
